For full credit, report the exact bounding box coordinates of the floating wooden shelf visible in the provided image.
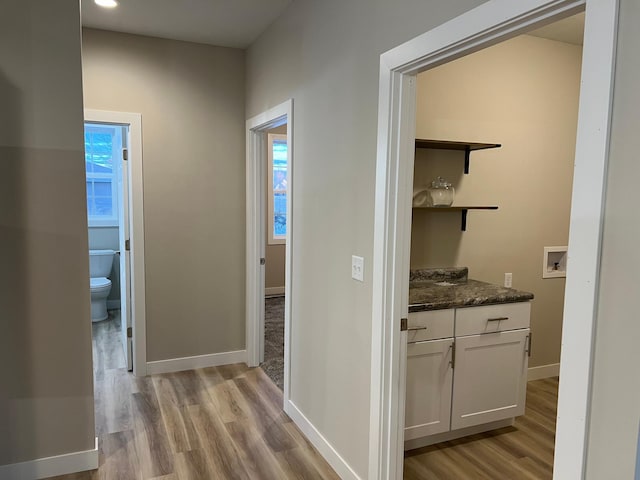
[413,206,498,231]
[415,139,501,174]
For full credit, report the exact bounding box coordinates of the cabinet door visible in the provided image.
[405,338,454,440]
[451,329,530,430]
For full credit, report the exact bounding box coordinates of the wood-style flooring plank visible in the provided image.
[233,376,298,453]
[152,375,201,454]
[55,312,559,480]
[280,422,342,480]
[186,402,252,480]
[131,388,175,478]
[99,429,142,480]
[52,317,339,480]
[224,419,290,480]
[206,375,252,424]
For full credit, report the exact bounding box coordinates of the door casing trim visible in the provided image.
[85,109,147,376]
[245,99,293,406]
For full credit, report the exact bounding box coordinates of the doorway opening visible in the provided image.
[85,121,131,372]
[246,99,294,403]
[369,1,618,479]
[403,12,584,478]
[262,127,288,391]
[84,109,147,377]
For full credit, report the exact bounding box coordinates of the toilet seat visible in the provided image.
[90,277,112,290]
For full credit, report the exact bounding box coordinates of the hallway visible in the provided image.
[48,314,337,480]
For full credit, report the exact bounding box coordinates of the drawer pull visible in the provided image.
[407,326,428,331]
[487,316,509,322]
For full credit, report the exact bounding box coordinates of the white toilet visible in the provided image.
[89,249,115,322]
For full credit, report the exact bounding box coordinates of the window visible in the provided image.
[84,123,122,227]
[268,133,288,244]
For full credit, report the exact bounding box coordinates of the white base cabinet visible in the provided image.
[404,302,531,447]
[451,328,529,430]
[405,338,454,439]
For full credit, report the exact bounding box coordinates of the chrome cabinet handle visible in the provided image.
[407,326,428,331]
[487,316,509,322]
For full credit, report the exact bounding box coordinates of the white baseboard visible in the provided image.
[265,287,285,296]
[285,400,361,480]
[528,362,560,381]
[0,437,98,480]
[146,349,247,375]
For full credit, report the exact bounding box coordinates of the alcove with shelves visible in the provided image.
[414,139,501,231]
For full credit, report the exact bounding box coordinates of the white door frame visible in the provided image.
[84,109,147,377]
[369,0,618,478]
[246,99,293,402]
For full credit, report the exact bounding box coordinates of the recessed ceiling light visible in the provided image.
[95,0,118,8]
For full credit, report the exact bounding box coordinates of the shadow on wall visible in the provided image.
[0,69,32,463]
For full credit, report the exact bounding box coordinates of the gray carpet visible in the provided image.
[260,296,284,391]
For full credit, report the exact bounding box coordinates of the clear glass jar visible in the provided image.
[427,176,455,207]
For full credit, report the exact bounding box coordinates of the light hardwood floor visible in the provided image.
[49,313,338,480]
[404,377,559,480]
[51,312,558,480]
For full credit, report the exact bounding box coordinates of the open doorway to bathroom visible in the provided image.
[83,108,146,379]
[85,121,132,372]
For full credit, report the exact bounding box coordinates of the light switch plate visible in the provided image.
[352,255,364,282]
[504,272,513,288]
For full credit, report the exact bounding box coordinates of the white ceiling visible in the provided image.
[528,12,585,46]
[82,2,584,51]
[81,0,293,49]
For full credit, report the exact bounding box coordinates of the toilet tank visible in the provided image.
[89,249,115,278]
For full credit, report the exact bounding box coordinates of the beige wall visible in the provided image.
[412,35,582,368]
[246,0,487,475]
[0,0,95,465]
[82,29,246,361]
[265,125,287,292]
[246,0,640,475]
[586,0,640,476]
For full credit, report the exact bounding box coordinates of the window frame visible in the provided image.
[267,133,288,245]
[85,123,121,227]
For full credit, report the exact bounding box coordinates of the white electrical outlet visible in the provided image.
[352,255,364,282]
[504,272,513,288]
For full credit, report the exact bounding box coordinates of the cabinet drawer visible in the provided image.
[407,309,454,342]
[455,302,531,336]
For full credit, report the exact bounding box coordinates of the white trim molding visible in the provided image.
[528,363,561,381]
[84,109,147,377]
[284,401,361,480]
[146,350,247,375]
[0,437,98,480]
[246,99,294,408]
[370,0,618,479]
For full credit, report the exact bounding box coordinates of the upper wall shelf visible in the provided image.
[414,139,502,174]
[413,206,498,231]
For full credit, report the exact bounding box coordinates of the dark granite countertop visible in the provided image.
[409,267,534,313]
